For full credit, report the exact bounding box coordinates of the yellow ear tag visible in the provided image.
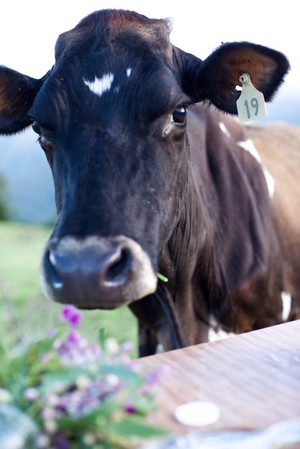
[236,73,267,122]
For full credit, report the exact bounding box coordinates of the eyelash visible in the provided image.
[32,121,54,152]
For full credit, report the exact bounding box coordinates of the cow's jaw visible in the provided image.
[41,235,157,309]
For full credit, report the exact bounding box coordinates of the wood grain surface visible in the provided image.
[137,320,300,435]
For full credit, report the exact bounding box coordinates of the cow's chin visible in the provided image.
[40,235,158,310]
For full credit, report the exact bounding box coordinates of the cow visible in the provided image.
[0,9,299,356]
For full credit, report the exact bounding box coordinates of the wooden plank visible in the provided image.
[137,320,300,435]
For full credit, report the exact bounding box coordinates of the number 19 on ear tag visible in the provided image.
[236,73,267,122]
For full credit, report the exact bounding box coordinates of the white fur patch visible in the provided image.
[126,68,132,78]
[219,121,231,138]
[208,316,235,341]
[208,327,235,342]
[238,139,275,198]
[281,291,292,321]
[83,73,114,97]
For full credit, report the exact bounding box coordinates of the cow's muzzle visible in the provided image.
[41,236,157,309]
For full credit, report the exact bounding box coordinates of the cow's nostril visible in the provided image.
[104,248,132,286]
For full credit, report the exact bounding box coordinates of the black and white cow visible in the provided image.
[1,10,298,355]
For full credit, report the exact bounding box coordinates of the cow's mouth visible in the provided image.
[40,235,157,309]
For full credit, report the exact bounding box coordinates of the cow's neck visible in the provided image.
[160,108,273,343]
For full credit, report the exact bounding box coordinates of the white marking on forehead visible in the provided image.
[83,73,114,97]
[237,139,275,198]
[126,68,132,78]
[281,291,292,321]
[219,121,231,138]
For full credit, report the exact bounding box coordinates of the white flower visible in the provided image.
[76,374,91,389]
[0,388,12,403]
[44,418,58,434]
[106,373,120,388]
[41,406,56,420]
[24,387,39,401]
[46,393,59,407]
[36,433,50,448]
[105,338,119,355]
[83,432,96,445]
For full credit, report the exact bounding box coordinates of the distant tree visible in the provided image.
[0,174,9,221]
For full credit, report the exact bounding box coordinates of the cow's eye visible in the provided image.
[172,106,187,125]
[32,120,41,135]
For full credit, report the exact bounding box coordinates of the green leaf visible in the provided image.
[98,327,107,349]
[57,398,121,430]
[0,342,9,385]
[125,394,155,416]
[105,417,167,438]
[157,272,168,283]
[11,333,54,359]
[41,366,93,396]
[99,364,141,387]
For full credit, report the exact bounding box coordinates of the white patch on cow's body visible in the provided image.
[126,68,132,78]
[263,171,275,198]
[156,343,164,353]
[219,121,231,138]
[208,327,235,341]
[208,316,235,341]
[237,139,275,198]
[83,73,114,97]
[281,291,292,321]
[238,139,262,165]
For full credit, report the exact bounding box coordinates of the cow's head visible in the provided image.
[0,10,289,309]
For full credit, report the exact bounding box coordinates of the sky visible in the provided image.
[0,0,299,92]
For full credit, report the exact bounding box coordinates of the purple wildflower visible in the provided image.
[66,330,81,345]
[53,374,120,418]
[62,306,73,321]
[54,328,102,366]
[62,305,82,328]
[121,341,134,354]
[124,404,136,414]
[54,433,70,449]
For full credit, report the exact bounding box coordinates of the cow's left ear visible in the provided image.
[174,42,290,114]
[0,66,47,135]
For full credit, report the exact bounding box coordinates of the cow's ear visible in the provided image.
[174,42,290,114]
[0,66,47,135]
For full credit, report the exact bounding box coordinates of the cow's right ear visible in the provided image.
[174,42,290,114]
[0,66,47,135]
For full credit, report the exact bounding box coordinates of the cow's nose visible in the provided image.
[41,236,157,309]
[48,241,131,288]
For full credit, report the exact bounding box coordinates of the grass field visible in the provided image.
[0,221,137,351]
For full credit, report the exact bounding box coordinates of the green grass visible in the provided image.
[0,221,137,351]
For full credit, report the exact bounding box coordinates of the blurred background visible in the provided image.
[0,0,299,349]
